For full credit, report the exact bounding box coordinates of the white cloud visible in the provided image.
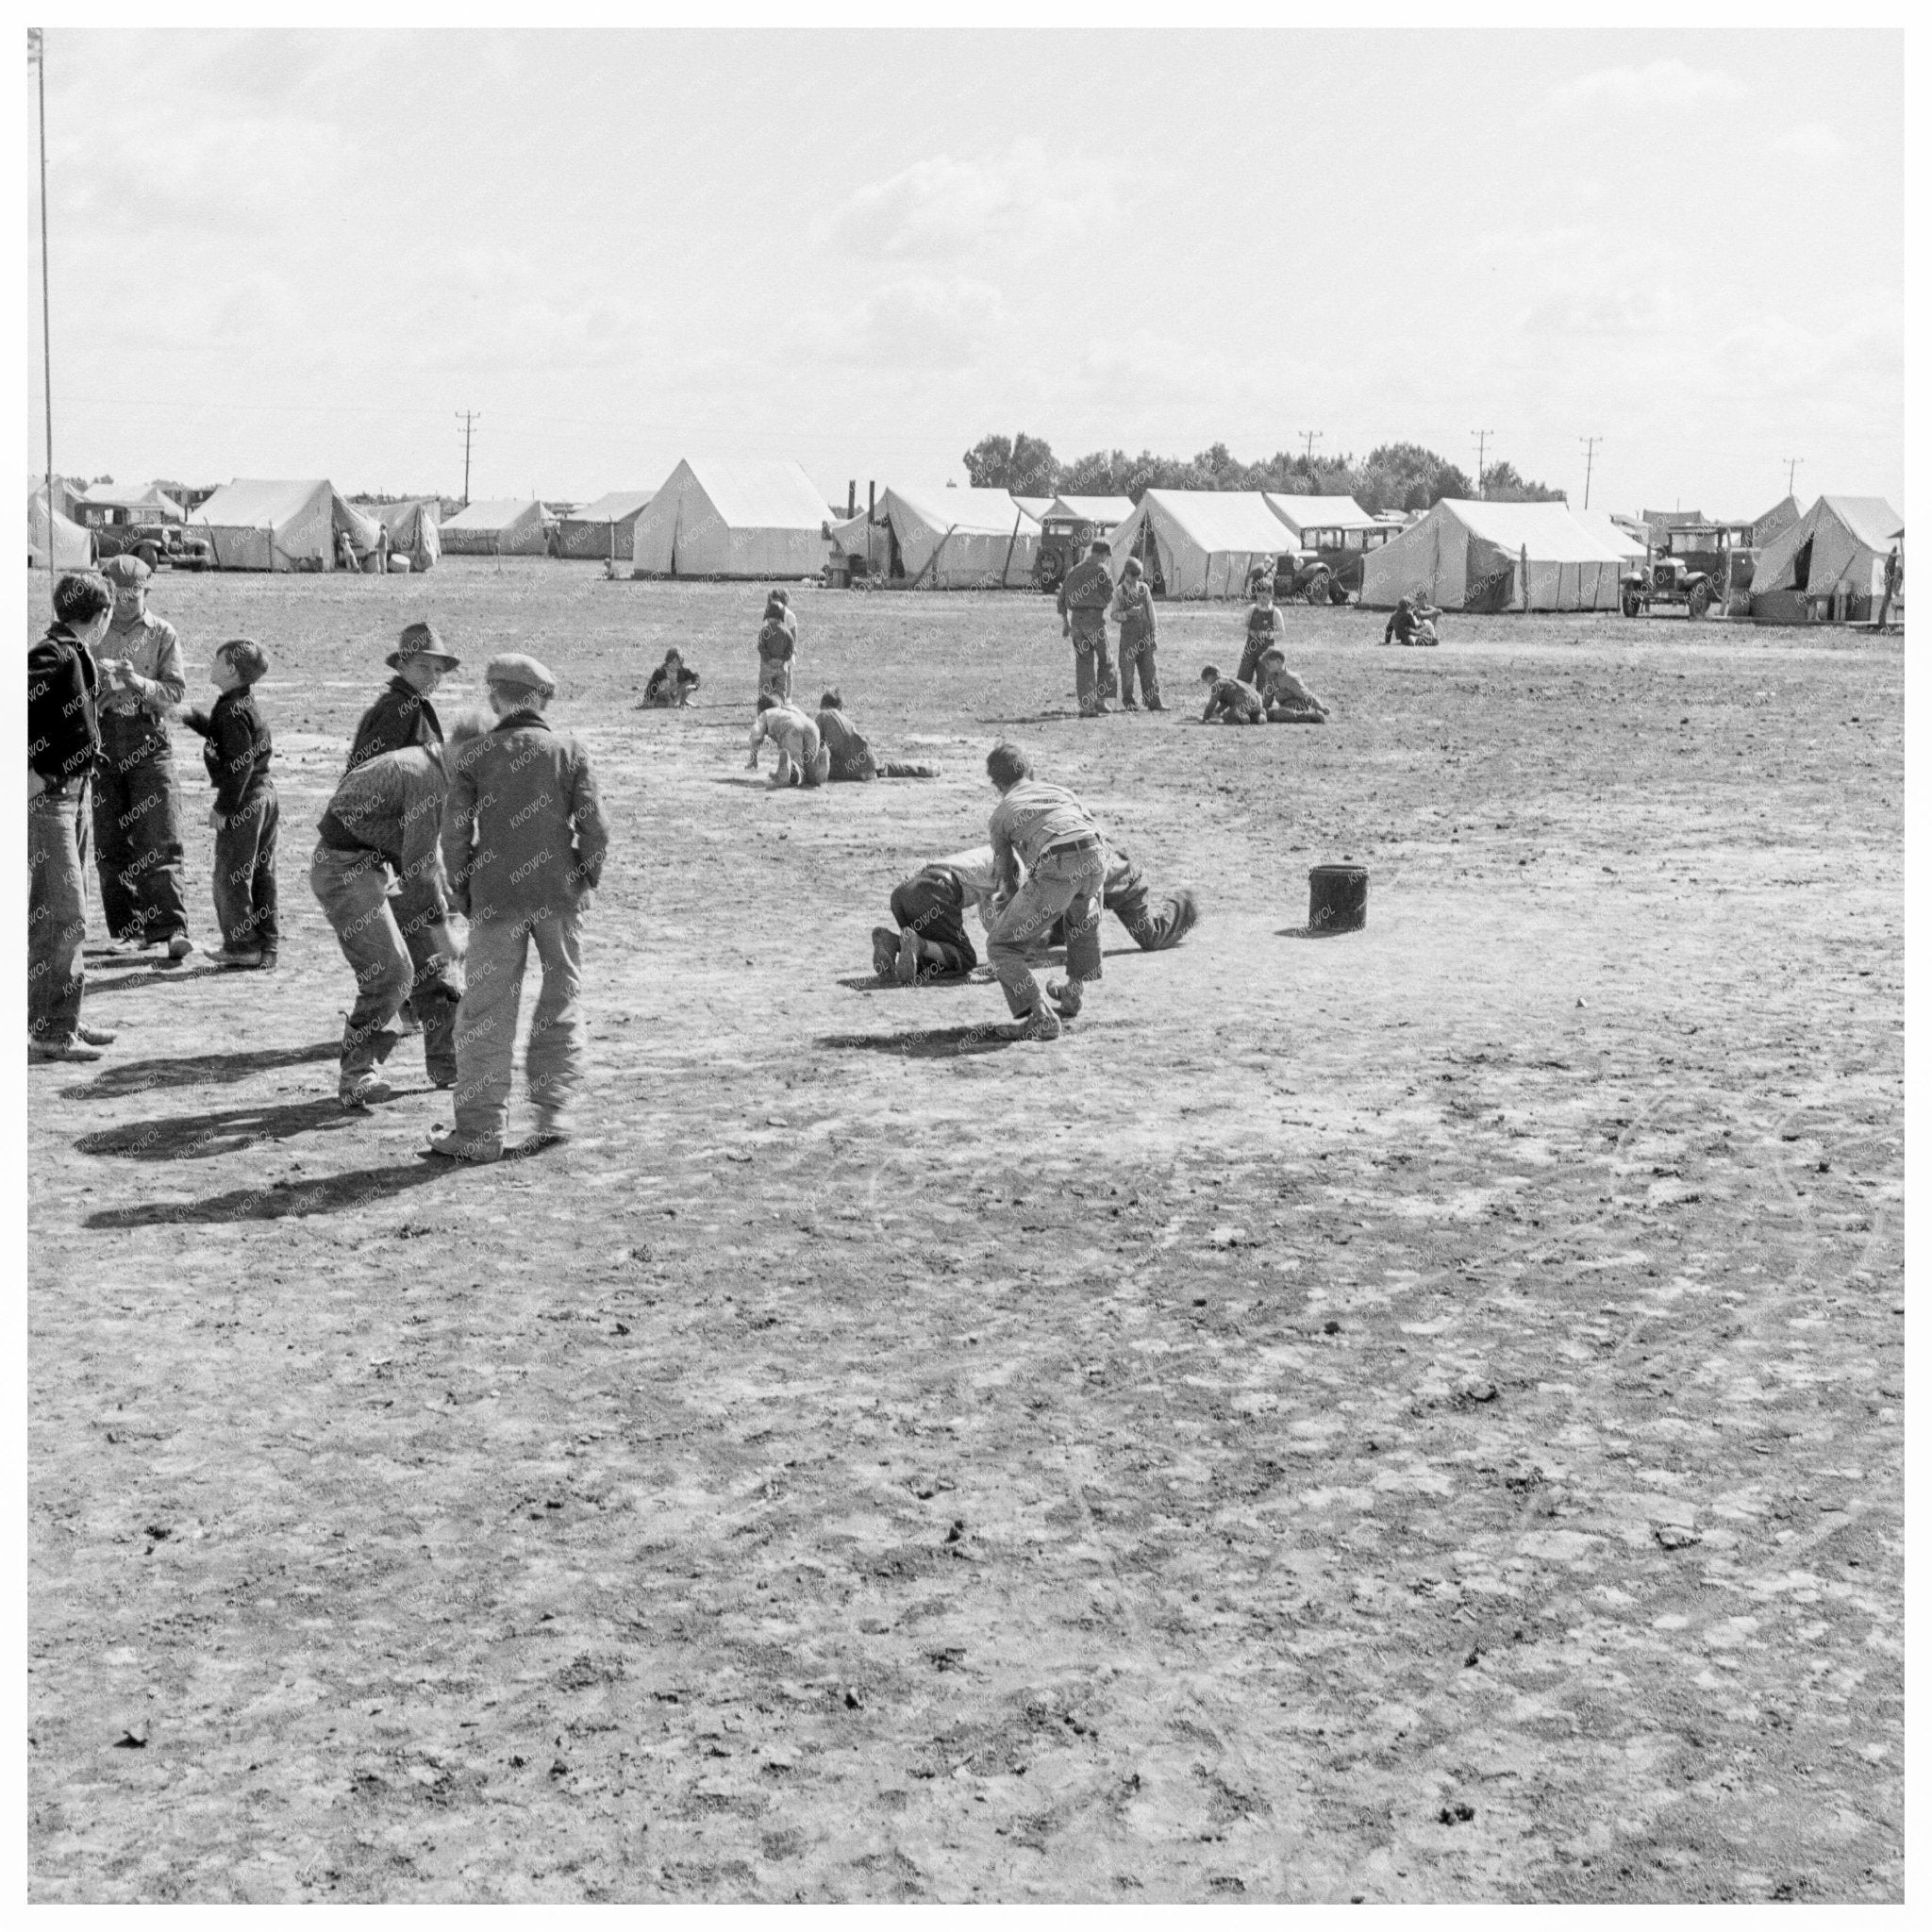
[828,143,1119,262]
[849,275,1011,366]
[1543,59,1745,115]
[1772,122,1845,159]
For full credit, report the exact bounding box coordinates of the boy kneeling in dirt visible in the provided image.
[872,845,1002,984]
[1048,841,1201,953]
[1199,664,1265,724]
[817,689,941,782]
[747,695,829,787]
[1256,647,1330,723]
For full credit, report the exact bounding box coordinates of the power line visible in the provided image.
[1473,429,1492,500]
[1782,455,1803,496]
[457,410,480,506]
[1299,430,1324,462]
[1578,434,1601,510]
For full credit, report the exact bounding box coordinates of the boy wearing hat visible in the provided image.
[91,554,194,958]
[181,639,278,966]
[348,622,459,769]
[1057,539,1118,717]
[430,653,608,1162]
[1107,557,1162,710]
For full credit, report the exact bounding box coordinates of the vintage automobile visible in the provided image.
[74,501,212,572]
[1249,521,1397,604]
[1032,511,1100,593]
[1621,522,1757,618]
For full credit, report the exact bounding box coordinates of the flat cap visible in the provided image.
[485,651,556,695]
[100,554,151,586]
[387,619,459,669]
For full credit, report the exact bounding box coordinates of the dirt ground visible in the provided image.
[27,561,1903,1902]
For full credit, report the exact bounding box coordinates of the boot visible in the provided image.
[418,993,460,1089]
[340,1019,399,1108]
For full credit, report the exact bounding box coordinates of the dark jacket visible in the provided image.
[27,622,102,793]
[441,712,608,924]
[816,706,876,781]
[1058,556,1114,618]
[349,678,442,770]
[184,688,274,817]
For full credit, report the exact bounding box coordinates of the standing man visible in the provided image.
[1108,557,1162,710]
[984,742,1107,1041]
[91,555,193,958]
[1057,537,1118,717]
[28,572,117,1061]
[348,622,458,769]
[431,654,608,1162]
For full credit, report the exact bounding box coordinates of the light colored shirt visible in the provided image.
[98,608,185,718]
[748,705,821,768]
[933,844,1003,924]
[989,779,1101,891]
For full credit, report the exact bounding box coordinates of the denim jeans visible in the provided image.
[450,910,584,1151]
[27,794,88,1041]
[213,784,279,952]
[92,719,188,942]
[987,843,1104,1016]
[1117,638,1160,708]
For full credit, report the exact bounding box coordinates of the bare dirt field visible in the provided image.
[27,559,1903,1902]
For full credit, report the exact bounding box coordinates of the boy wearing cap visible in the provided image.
[349,623,458,769]
[1057,539,1118,717]
[430,653,608,1162]
[1107,557,1162,710]
[181,639,278,966]
[91,555,194,958]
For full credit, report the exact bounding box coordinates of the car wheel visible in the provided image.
[136,542,159,572]
[1688,583,1712,619]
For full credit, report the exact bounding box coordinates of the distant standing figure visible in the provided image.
[1058,539,1118,716]
[349,622,459,768]
[1108,558,1162,710]
[1236,577,1288,685]
[91,554,193,958]
[181,639,279,968]
[757,596,797,702]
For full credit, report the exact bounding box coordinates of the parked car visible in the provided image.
[75,503,212,572]
[1621,523,1757,618]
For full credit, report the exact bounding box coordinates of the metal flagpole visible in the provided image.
[32,27,56,573]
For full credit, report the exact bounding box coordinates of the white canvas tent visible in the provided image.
[28,488,92,570]
[78,481,186,522]
[1104,490,1297,600]
[440,498,547,557]
[1576,509,1650,565]
[630,459,831,579]
[1010,494,1054,523]
[191,479,382,572]
[1261,492,1380,542]
[556,491,654,561]
[1749,495,1903,625]
[1045,493,1134,529]
[1359,499,1628,611]
[363,498,441,573]
[837,485,1040,589]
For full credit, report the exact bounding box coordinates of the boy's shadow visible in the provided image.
[817,1024,1015,1059]
[64,1041,340,1101]
[81,961,232,994]
[86,1159,457,1228]
[76,1094,362,1162]
[977,709,1080,726]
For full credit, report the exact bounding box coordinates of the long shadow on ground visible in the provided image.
[84,1160,460,1228]
[62,1041,340,1101]
[816,1024,1019,1059]
[75,1095,362,1161]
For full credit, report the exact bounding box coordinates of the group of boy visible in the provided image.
[748,691,940,788]
[1057,539,1162,717]
[27,566,280,1062]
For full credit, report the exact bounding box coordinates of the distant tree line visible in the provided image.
[961,433,1565,512]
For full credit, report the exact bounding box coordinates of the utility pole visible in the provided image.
[30,28,54,569]
[1578,434,1601,509]
[457,411,480,506]
[1299,430,1324,464]
[1782,456,1802,497]
[1473,429,1492,500]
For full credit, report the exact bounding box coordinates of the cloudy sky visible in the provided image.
[29,29,1902,518]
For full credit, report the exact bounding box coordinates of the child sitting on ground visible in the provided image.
[180,638,278,967]
[747,694,828,787]
[1198,664,1265,724]
[1256,646,1330,723]
[639,647,701,708]
[816,689,940,781]
[757,593,797,701]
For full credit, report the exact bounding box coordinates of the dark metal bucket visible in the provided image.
[1307,864,1368,933]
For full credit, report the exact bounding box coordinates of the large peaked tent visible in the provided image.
[1104,491,1297,600]
[440,498,547,557]
[838,486,1040,588]
[364,498,442,573]
[28,488,92,569]
[630,459,831,579]
[191,479,381,572]
[1751,494,1805,548]
[1360,499,1628,611]
[1010,494,1054,523]
[1749,495,1903,625]
[556,491,655,561]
